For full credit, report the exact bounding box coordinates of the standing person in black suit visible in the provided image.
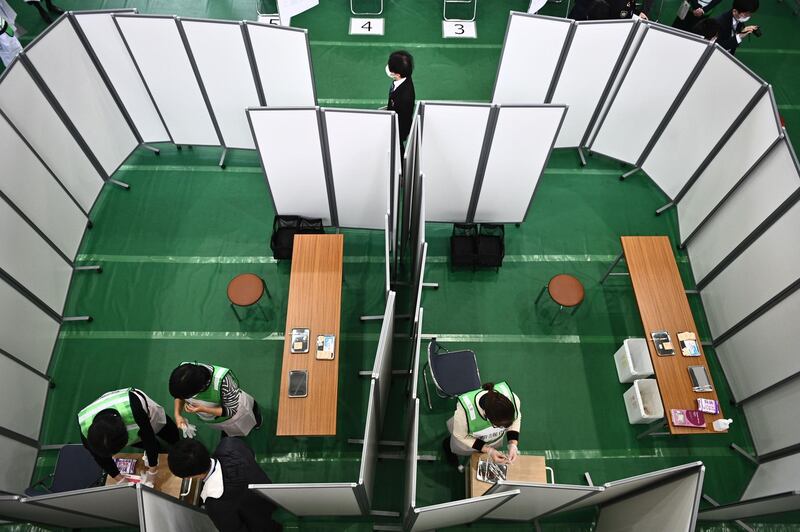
[169,438,280,532]
[672,0,723,32]
[715,0,760,55]
[386,50,415,155]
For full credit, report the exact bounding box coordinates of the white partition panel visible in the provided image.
[0,356,48,440]
[0,496,120,528]
[420,103,490,222]
[642,50,763,199]
[0,279,60,374]
[551,20,635,148]
[0,200,72,314]
[687,139,800,282]
[73,11,169,143]
[590,27,709,165]
[413,243,427,326]
[181,19,260,150]
[0,437,37,494]
[485,482,603,521]
[404,398,419,520]
[716,289,800,401]
[677,91,781,242]
[28,485,139,526]
[408,491,520,532]
[114,15,220,146]
[25,17,138,175]
[594,469,704,532]
[245,22,315,106]
[474,105,565,223]
[0,114,86,259]
[492,13,572,104]
[699,492,800,521]
[358,379,379,513]
[373,291,396,428]
[699,201,800,338]
[250,484,362,516]
[743,454,800,500]
[324,110,392,229]
[410,308,422,400]
[248,108,331,224]
[139,486,215,531]
[0,62,103,212]
[744,380,800,456]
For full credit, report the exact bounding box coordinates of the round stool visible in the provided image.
[535,274,585,325]
[227,273,270,321]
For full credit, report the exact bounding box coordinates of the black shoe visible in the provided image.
[45,0,64,14]
[441,437,458,468]
[253,403,263,430]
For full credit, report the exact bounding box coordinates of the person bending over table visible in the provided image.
[169,437,279,532]
[78,388,180,486]
[443,381,522,466]
[170,362,262,438]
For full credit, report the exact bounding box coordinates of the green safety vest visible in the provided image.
[457,382,518,444]
[181,362,234,424]
[78,388,139,447]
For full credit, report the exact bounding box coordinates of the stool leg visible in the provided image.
[550,305,563,326]
[262,278,272,299]
[258,302,268,322]
[535,284,547,305]
[571,300,583,316]
[230,303,242,322]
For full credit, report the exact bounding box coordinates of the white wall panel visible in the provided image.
[643,49,763,199]
[73,12,169,143]
[409,491,519,532]
[677,92,781,242]
[744,454,800,500]
[139,488,215,531]
[246,23,315,106]
[0,436,37,494]
[251,484,362,516]
[0,356,48,440]
[699,200,800,338]
[0,278,59,374]
[358,380,378,513]
[0,115,85,259]
[0,63,104,212]
[181,20,260,150]
[0,200,72,314]
[26,17,138,175]
[744,380,800,456]
[114,15,219,146]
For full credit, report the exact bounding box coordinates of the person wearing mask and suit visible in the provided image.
[77,388,180,486]
[169,438,280,531]
[715,0,760,55]
[442,382,522,467]
[673,0,723,32]
[386,50,415,155]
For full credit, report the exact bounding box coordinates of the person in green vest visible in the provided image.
[169,362,262,438]
[78,388,180,485]
[443,381,522,467]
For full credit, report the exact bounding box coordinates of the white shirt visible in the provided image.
[732,16,743,44]
[392,77,406,92]
[200,459,224,501]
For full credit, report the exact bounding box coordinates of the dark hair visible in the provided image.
[692,18,720,40]
[168,439,210,478]
[481,383,516,428]
[587,0,611,20]
[733,0,759,13]
[87,409,128,457]
[169,364,211,399]
[387,51,413,79]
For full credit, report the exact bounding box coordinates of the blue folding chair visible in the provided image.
[422,338,481,410]
[26,444,104,496]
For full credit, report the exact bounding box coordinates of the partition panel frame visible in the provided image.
[250,483,363,516]
[698,491,800,522]
[483,481,604,521]
[137,484,213,531]
[316,108,340,226]
[405,490,520,532]
[23,485,140,527]
[543,21,577,104]
[0,495,125,529]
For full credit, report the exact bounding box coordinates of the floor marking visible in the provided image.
[738,48,800,55]
[310,40,501,49]
[116,164,262,173]
[57,330,384,341]
[778,104,800,111]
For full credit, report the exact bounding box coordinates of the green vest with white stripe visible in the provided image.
[457,382,518,444]
[181,363,233,424]
[78,388,139,447]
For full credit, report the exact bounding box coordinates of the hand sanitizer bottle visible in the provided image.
[713,419,733,432]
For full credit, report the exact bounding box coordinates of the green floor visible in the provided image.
[5,0,800,530]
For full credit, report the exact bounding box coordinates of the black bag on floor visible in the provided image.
[270,215,325,260]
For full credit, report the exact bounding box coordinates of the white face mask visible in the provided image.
[737,15,751,22]
[385,65,395,79]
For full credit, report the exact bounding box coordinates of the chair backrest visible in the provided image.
[49,445,105,493]
[427,339,481,397]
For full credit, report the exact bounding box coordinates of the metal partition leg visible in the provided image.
[577,147,587,167]
[702,494,755,532]
[620,167,640,181]
[422,363,433,410]
[600,252,624,284]
[655,201,674,216]
[75,265,102,274]
[636,419,668,439]
[219,148,228,169]
[141,143,160,155]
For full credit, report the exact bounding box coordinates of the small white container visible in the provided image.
[623,379,665,424]
[713,419,733,432]
[614,339,654,383]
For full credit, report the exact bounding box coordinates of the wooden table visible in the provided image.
[466,453,547,497]
[607,236,725,435]
[105,453,200,504]
[276,234,344,436]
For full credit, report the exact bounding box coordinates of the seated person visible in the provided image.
[443,382,522,466]
[168,438,279,532]
[170,362,262,438]
[715,0,760,55]
[78,388,179,485]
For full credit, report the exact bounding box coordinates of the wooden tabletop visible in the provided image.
[105,453,200,504]
[621,236,725,434]
[276,234,344,436]
[467,453,547,497]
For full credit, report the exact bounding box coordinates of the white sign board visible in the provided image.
[443,21,476,38]
[349,18,384,35]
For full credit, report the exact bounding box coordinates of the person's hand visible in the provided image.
[507,443,519,464]
[183,403,204,414]
[112,474,127,484]
[693,7,704,16]
[142,468,158,488]
[175,414,187,430]
[483,446,509,464]
[638,12,649,20]
[739,25,758,36]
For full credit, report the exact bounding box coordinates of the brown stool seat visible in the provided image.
[547,274,584,308]
[227,274,265,307]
